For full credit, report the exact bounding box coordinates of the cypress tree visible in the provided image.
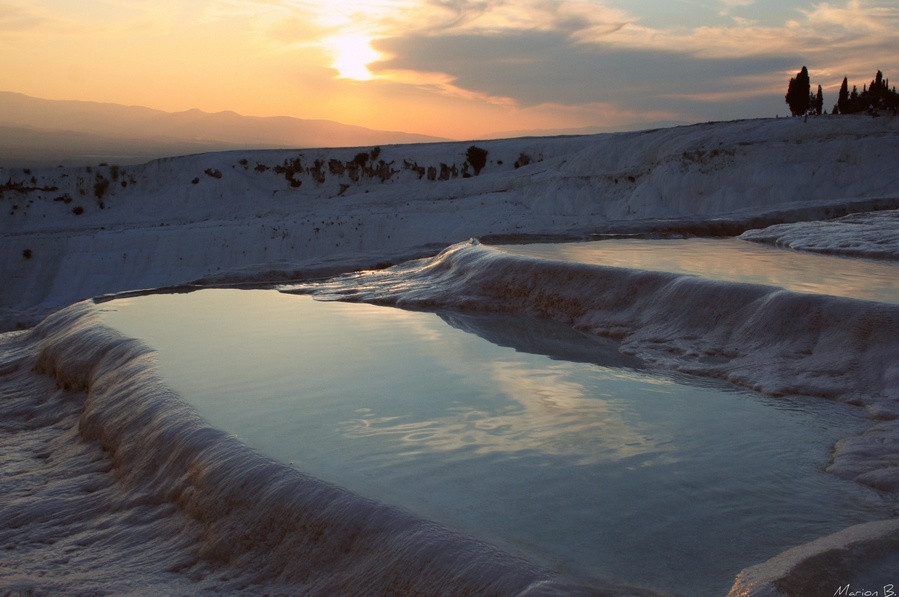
[868,71,888,109]
[815,85,824,115]
[785,66,811,116]
[837,77,850,114]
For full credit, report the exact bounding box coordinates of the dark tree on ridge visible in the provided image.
[466,146,488,176]
[836,77,850,114]
[802,68,898,116]
[785,66,811,116]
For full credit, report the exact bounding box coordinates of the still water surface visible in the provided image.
[101,285,891,597]
[496,238,899,303]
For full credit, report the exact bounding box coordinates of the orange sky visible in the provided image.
[3,0,898,139]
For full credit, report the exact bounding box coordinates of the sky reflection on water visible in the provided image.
[99,288,890,596]
[496,238,899,304]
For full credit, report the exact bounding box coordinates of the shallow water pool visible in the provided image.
[100,288,892,596]
[495,238,899,304]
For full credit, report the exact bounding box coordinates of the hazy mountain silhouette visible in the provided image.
[0,91,445,167]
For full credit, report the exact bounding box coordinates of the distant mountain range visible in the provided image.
[0,91,446,167]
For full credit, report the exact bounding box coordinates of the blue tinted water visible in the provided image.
[100,288,892,597]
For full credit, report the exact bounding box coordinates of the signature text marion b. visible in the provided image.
[835,584,895,597]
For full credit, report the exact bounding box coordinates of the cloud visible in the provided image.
[602,0,898,59]
[423,0,633,36]
[718,0,756,16]
[372,30,806,130]
[803,0,899,32]
[366,0,646,106]
[0,1,63,35]
[0,1,207,39]
[363,0,896,121]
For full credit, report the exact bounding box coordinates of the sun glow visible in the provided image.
[326,34,382,80]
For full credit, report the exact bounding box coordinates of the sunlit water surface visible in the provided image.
[100,288,892,597]
[496,238,899,303]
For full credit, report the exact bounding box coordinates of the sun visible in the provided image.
[326,34,382,81]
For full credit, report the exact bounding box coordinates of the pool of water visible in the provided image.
[99,288,891,597]
[495,238,899,304]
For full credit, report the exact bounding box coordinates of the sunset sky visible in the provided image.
[3,0,898,139]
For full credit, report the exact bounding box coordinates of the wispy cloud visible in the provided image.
[718,0,756,16]
[0,1,64,35]
[802,0,899,31]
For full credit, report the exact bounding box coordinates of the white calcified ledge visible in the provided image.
[740,209,899,260]
[729,519,899,597]
[3,116,899,330]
